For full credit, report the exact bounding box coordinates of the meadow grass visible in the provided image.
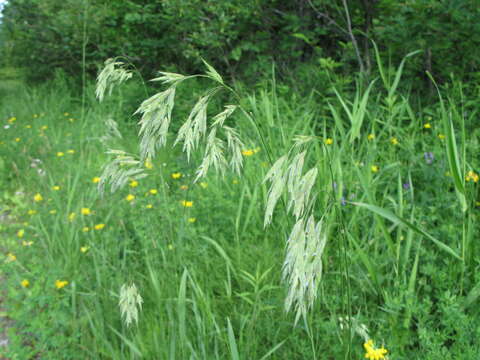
[0,63,479,360]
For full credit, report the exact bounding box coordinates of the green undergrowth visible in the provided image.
[0,69,479,360]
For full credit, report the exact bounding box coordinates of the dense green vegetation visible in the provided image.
[0,1,479,359]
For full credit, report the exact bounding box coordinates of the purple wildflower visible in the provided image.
[403,182,411,190]
[424,152,434,165]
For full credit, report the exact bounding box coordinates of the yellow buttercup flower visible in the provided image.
[68,212,76,222]
[242,149,254,156]
[199,182,208,189]
[21,279,30,288]
[181,200,193,207]
[94,223,105,230]
[41,125,48,131]
[438,134,446,140]
[129,180,139,188]
[6,253,16,263]
[55,280,69,289]
[52,185,61,191]
[15,137,21,142]
[8,117,16,123]
[145,160,154,169]
[81,207,92,216]
[82,226,90,232]
[367,134,375,140]
[33,193,43,202]
[67,149,75,154]
[22,240,33,246]
[171,172,182,179]
[180,185,188,190]
[27,209,37,215]
[146,204,153,209]
[126,194,135,202]
[466,170,479,183]
[188,217,196,223]
[17,229,25,238]
[324,138,333,145]
[371,165,379,173]
[363,339,388,360]
[80,246,90,253]
[49,209,57,215]
[25,124,32,129]
[149,189,158,195]
[57,152,65,157]
[390,137,398,145]
[92,177,101,183]
[424,123,432,129]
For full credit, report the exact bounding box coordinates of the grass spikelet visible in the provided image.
[99,150,146,194]
[135,87,176,160]
[95,58,133,102]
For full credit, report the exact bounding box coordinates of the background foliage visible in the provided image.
[1,0,479,88]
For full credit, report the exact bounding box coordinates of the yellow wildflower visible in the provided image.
[41,125,48,131]
[67,149,75,154]
[52,185,61,191]
[146,204,153,209]
[242,149,254,156]
[254,147,261,154]
[438,134,446,140]
[367,134,375,140]
[25,125,32,129]
[363,339,388,360]
[94,223,105,230]
[82,226,90,232]
[22,240,33,246]
[55,280,69,289]
[68,212,76,222]
[129,180,139,188]
[57,151,65,157]
[371,165,379,173]
[15,137,21,142]
[80,246,90,253]
[92,177,101,183]
[49,209,57,215]
[390,137,398,145]
[181,200,193,207]
[424,123,432,129]
[199,182,208,189]
[27,209,37,215]
[126,194,135,202]
[6,253,16,263]
[81,208,91,216]
[8,117,16,123]
[180,185,188,190]
[17,229,25,238]
[466,171,479,183]
[145,160,154,169]
[149,189,158,195]
[188,217,196,223]
[324,138,333,145]
[34,193,43,202]
[21,279,30,288]
[68,118,75,123]
[171,172,182,179]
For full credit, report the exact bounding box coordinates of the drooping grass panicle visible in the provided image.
[195,126,228,181]
[283,215,326,324]
[99,150,147,194]
[174,87,222,161]
[135,87,176,161]
[223,125,244,175]
[100,117,123,146]
[95,58,133,102]
[119,283,143,327]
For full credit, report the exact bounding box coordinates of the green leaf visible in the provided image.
[352,202,461,260]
